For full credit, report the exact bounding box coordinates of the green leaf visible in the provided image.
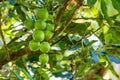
[111,0,120,14]
[69,45,81,51]
[75,62,92,77]
[15,30,26,37]
[9,0,15,5]
[84,38,89,46]
[101,0,107,16]
[109,28,120,43]
[66,22,91,35]
[104,33,112,43]
[21,68,33,80]
[107,58,119,78]
[87,0,97,7]
[101,0,112,25]
[90,51,99,62]
[15,5,26,21]
[87,40,98,47]
[107,55,120,64]
[53,72,72,79]
[112,44,120,47]
[12,70,23,80]
[8,41,27,52]
[37,68,49,80]
[76,63,87,77]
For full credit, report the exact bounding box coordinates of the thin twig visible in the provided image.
[73,13,119,20]
[54,4,81,36]
[51,33,68,46]
[70,59,75,80]
[0,7,10,60]
[54,0,69,30]
[62,25,103,52]
[7,37,19,46]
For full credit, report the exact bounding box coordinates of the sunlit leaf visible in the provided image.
[111,0,120,14]
[104,33,112,43]
[101,0,112,25]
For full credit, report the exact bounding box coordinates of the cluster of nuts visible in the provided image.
[24,8,54,64]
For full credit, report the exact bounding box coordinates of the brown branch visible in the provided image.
[82,64,108,80]
[0,0,3,2]
[54,1,82,38]
[0,47,36,69]
[54,0,69,30]
[0,8,10,60]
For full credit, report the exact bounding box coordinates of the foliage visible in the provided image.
[0,0,120,80]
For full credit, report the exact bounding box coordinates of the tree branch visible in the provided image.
[55,4,80,35]
[0,47,35,69]
[54,0,69,30]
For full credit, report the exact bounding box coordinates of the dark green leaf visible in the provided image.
[111,0,120,14]
[109,28,120,43]
[53,72,72,79]
[87,0,97,7]
[84,38,89,46]
[101,0,112,25]
[112,44,120,47]
[8,41,27,52]
[15,30,26,37]
[107,55,120,64]
[66,22,91,35]
[15,6,26,21]
[69,45,81,51]
[101,0,107,16]
[90,51,99,62]
[9,0,15,5]
[87,40,98,46]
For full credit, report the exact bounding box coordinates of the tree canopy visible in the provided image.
[0,0,120,80]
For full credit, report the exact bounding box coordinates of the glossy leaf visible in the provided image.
[87,0,97,7]
[107,55,120,64]
[90,51,99,62]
